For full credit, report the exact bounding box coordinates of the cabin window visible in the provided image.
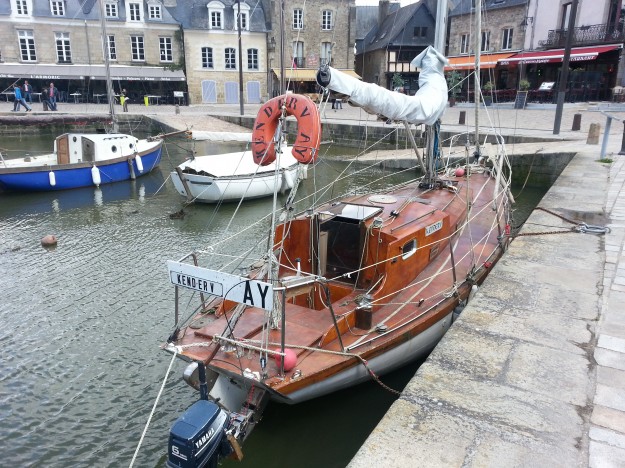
[402,239,417,260]
[111,145,117,153]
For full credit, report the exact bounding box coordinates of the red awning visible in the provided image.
[445,52,515,71]
[499,44,623,66]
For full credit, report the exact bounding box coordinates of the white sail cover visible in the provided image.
[318,46,449,126]
[192,131,252,142]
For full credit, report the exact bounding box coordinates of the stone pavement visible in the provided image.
[344,110,625,466]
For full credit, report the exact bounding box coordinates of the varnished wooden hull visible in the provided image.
[169,168,510,413]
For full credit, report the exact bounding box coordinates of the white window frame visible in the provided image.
[208,1,225,30]
[292,40,304,67]
[320,42,332,66]
[293,8,303,30]
[233,3,250,31]
[50,0,65,16]
[107,35,117,61]
[148,2,162,20]
[159,37,173,62]
[130,35,145,61]
[14,0,32,16]
[247,48,258,70]
[127,1,142,22]
[460,34,469,54]
[225,47,236,70]
[481,31,490,52]
[201,47,214,69]
[55,32,72,63]
[104,1,118,18]
[18,30,36,62]
[321,10,333,30]
[501,28,513,50]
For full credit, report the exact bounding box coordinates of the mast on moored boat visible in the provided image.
[98,0,118,133]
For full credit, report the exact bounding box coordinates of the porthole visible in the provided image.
[402,239,417,260]
[129,143,134,149]
[111,145,117,153]
[72,136,77,142]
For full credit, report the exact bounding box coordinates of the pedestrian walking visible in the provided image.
[121,88,129,112]
[23,80,33,103]
[47,82,59,111]
[12,84,32,112]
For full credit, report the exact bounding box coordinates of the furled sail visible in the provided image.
[316,46,449,126]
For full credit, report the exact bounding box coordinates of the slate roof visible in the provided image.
[167,0,267,32]
[450,0,528,17]
[359,1,435,54]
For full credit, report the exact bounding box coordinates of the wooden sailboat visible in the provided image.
[163,2,512,467]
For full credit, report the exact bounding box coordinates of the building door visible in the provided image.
[201,80,217,103]
[246,81,261,103]
[224,81,239,104]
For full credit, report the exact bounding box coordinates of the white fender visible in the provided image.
[48,171,56,187]
[91,165,101,187]
[468,284,478,303]
[282,170,295,190]
[135,155,144,173]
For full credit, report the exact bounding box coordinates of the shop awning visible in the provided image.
[0,63,186,81]
[499,44,623,65]
[445,52,516,71]
[272,68,361,81]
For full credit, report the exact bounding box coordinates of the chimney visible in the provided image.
[378,0,390,27]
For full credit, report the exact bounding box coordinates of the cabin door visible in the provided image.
[320,218,363,284]
[56,135,70,165]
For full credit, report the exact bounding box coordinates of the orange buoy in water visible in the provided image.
[274,348,297,371]
[251,94,321,166]
[41,235,57,247]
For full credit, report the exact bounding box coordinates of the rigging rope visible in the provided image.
[128,349,178,468]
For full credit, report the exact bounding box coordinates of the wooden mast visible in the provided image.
[474,0,481,153]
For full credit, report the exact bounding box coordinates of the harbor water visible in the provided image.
[0,133,545,467]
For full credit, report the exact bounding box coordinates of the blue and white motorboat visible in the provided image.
[0,132,163,192]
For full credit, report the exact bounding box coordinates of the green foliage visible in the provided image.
[598,158,613,164]
[446,71,463,97]
[519,79,530,91]
[482,81,494,92]
[391,73,405,89]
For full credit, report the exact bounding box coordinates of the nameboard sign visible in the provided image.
[173,91,184,97]
[514,91,528,110]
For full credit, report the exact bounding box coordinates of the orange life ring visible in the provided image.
[251,94,321,166]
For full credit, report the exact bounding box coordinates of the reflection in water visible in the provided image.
[0,132,547,467]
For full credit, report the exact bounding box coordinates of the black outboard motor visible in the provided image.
[167,400,233,468]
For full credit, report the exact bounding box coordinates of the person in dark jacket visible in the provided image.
[47,82,60,111]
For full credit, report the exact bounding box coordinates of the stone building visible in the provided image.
[355,0,437,94]
[265,0,357,97]
[170,0,269,104]
[447,0,528,91]
[0,0,185,103]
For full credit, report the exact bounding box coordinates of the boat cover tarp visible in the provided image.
[317,46,448,126]
[192,131,252,142]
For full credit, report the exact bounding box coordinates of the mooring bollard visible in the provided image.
[459,111,466,125]
[572,113,582,131]
[587,123,601,145]
[175,104,180,115]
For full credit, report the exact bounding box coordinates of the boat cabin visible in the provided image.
[54,133,140,165]
[275,190,465,311]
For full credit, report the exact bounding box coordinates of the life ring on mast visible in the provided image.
[251,94,321,166]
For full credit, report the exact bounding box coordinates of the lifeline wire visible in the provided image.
[128,349,178,468]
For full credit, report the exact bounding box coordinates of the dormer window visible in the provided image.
[148,1,162,20]
[14,0,32,16]
[104,1,118,18]
[233,2,250,31]
[50,0,65,16]
[127,1,143,22]
[207,1,225,30]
